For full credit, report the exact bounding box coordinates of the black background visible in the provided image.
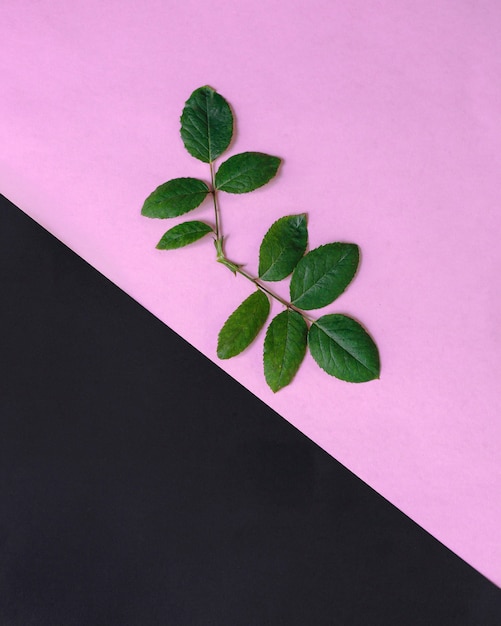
[1,193,500,625]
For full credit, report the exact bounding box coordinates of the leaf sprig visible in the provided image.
[141,86,380,392]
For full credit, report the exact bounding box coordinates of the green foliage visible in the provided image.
[259,214,308,282]
[142,86,380,391]
[156,221,213,250]
[180,86,233,163]
[217,291,270,359]
[264,310,308,392]
[308,315,380,382]
[290,243,359,310]
[215,152,281,194]
[141,178,209,218]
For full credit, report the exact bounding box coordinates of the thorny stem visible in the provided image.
[234,266,315,323]
[209,161,221,240]
[209,162,315,325]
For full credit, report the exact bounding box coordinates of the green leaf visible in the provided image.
[217,290,270,359]
[258,214,308,282]
[308,314,380,382]
[290,243,359,310]
[156,221,213,250]
[141,178,209,218]
[215,152,281,194]
[263,310,308,392]
[180,86,233,163]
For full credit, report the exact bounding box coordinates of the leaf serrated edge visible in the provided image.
[263,310,307,392]
[290,243,359,309]
[259,214,308,281]
[308,314,380,382]
[215,152,282,193]
[217,290,270,359]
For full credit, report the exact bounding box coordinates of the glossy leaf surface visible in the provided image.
[215,152,281,194]
[217,290,270,359]
[290,243,359,310]
[141,178,209,218]
[264,310,308,392]
[156,221,213,249]
[259,214,308,281]
[180,86,233,163]
[308,314,380,382]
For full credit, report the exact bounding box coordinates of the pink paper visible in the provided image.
[2,0,501,585]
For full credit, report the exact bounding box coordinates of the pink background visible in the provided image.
[2,1,501,585]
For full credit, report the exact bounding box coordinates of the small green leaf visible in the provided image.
[263,310,308,392]
[180,86,233,163]
[290,243,359,310]
[141,178,209,218]
[156,221,213,250]
[258,214,308,281]
[215,152,281,194]
[308,314,380,382]
[217,290,270,359]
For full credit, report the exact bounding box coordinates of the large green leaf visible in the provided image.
[156,221,213,250]
[180,86,233,163]
[258,214,308,282]
[141,178,209,218]
[217,290,270,359]
[215,152,281,194]
[290,243,359,310]
[263,310,308,392]
[308,314,380,382]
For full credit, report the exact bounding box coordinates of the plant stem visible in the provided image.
[209,167,315,324]
[234,265,315,323]
[209,161,222,242]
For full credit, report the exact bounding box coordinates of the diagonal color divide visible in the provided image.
[3,196,501,622]
[2,0,501,586]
